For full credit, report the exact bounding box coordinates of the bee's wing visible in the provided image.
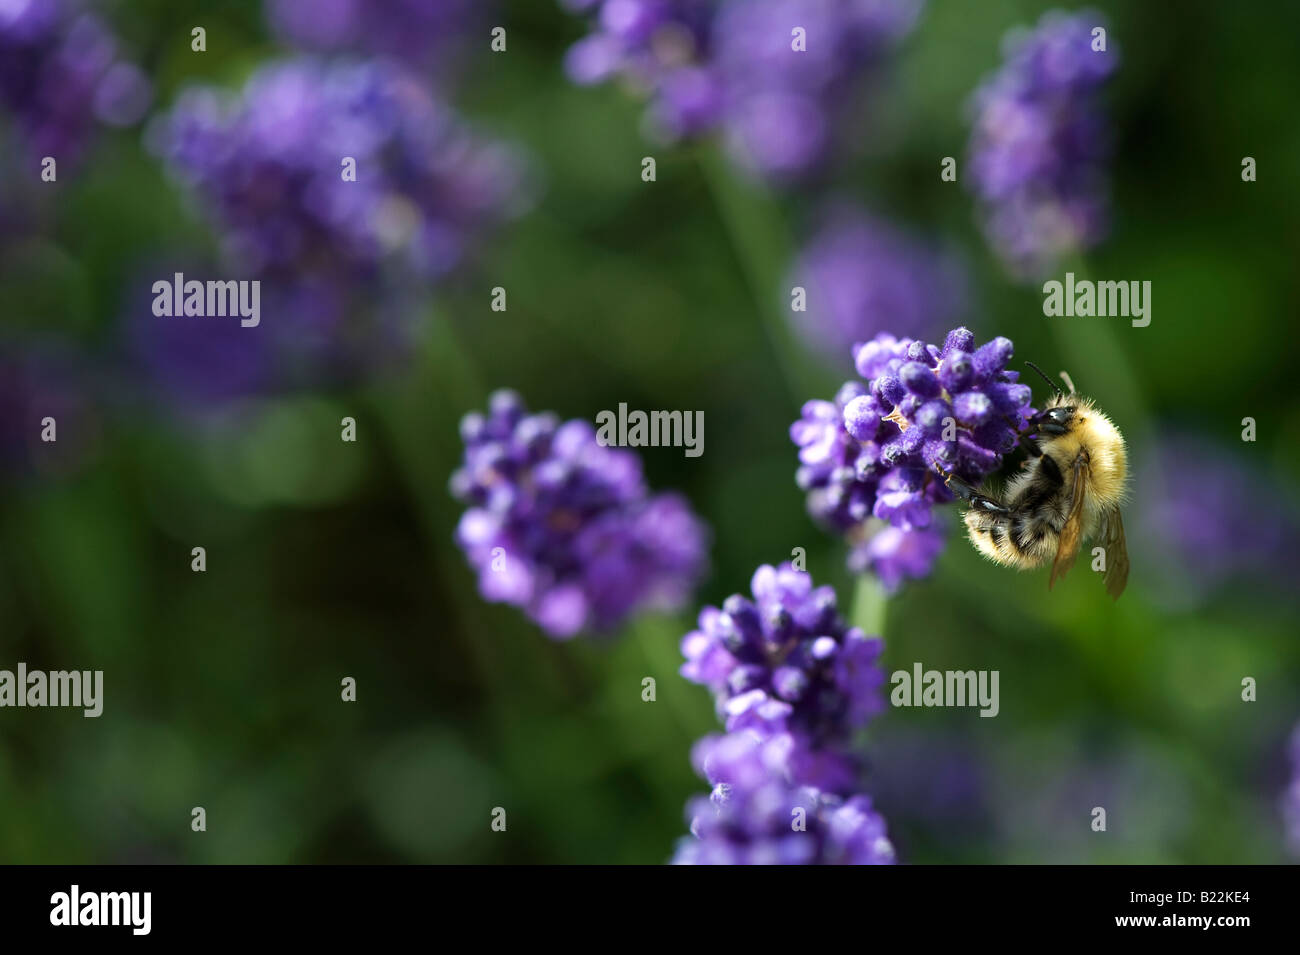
[1101,507,1129,600]
[1049,451,1090,590]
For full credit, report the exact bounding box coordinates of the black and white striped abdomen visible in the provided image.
[964,453,1069,568]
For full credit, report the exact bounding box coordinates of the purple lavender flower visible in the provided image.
[787,207,966,363]
[850,522,945,592]
[1284,724,1300,857]
[866,727,994,846]
[680,562,885,773]
[118,263,277,411]
[562,0,919,183]
[966,10,1117,278]
[672,729,895,864]
[150,58,530,286]
[563,1,722,138]
[710,0,920,183]
[264,0,483,75]
[450,390,708,639]
[147,58,532,375]
[0,0,151,165]
[675,563,895,860]
[1135,435,1300,602]
[791,326,1033,588]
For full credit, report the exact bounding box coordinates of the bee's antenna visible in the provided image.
[1024,361,1064,398]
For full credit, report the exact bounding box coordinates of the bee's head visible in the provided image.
[1036,401,1076,435]
[1024,361,1078,434]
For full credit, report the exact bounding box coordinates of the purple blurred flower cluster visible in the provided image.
[867,727,994,844]
[264,0,483,75]
[149,58,530,292]
[1136,436,1300,601]
[674,562,894,863]
[672,729,894,864]
[145,58,532,383]
[0,0,151,165]
[791,327,1033,589]
[966,10,1117,278]
[787,206,966,363]
[450,390,708,639]
[1285,724,1300,858]
[119,261,277,412]
[563,0,920,183]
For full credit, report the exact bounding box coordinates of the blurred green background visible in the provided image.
[2,0,1298,863]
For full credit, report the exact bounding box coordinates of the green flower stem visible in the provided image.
[849,572,890,637]
[630,615,710,743]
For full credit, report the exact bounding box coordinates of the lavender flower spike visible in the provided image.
[147,58,533,379]
[451,390,708,639]
[676,565,894,860]
[0,0,152,165]
[562,1,721,139]
[672,730,895,865]
[710,0,921,183]
[966,10,1118,278]
[680,562,885,763]
[149,58,532,286]
[561,0,920,184]
[791,327,1034,588]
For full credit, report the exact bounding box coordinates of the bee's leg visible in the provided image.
[958,483,1023,563]
[945,476,1012,515]
[1003,415,1043,460]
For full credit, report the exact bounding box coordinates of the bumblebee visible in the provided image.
[950,363,1129,599]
